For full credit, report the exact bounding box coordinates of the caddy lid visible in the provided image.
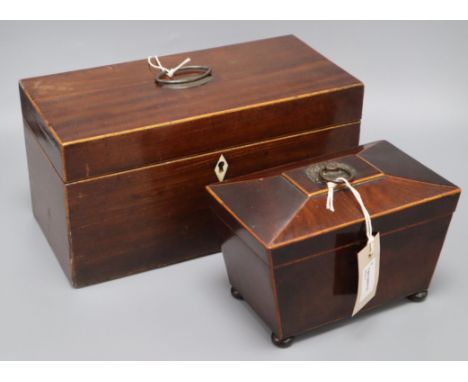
[20,35,363,182]
[207,141,460,249]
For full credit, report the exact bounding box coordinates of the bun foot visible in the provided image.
[407,290,428,302]
[230,287,244,300]
[271,333,294,348]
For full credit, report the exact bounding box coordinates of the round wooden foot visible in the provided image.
[230,287,244,300]
[407,290,428,302]
[271,332,294,348]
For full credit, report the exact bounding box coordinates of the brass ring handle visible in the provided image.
[155,65,212,89]
[318,162,356,183]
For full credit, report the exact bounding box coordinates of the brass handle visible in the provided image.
[305,161,356,184]
[155,66,212,89]
[319,162,356,183]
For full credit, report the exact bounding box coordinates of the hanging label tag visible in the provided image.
[352,232,381,316]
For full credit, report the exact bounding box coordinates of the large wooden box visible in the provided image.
[20,35,364,287]
[207,141,460,347]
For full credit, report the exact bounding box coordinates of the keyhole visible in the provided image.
[214,154,228,182]
[218,161,225,173]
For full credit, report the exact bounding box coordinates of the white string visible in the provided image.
[326,177,374,253]
[326,182,337,212]
[147,56,191,78]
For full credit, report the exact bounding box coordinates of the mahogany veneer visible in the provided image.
[207,141,461,347]
[20,35,364,286]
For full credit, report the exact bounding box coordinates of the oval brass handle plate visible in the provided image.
[155,66,213,89]
[305,161,356,184]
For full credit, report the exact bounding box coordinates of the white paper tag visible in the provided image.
[360,257,376,302]
[352,232,380,316]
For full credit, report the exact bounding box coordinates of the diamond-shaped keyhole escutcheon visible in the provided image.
[215,154,229,182]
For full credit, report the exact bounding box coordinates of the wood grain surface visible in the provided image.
[207,141,461,340]
[20,35,363,182]
[21,35,364,286]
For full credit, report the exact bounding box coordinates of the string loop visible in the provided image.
[147,55,191,78]
[326,178,374,253]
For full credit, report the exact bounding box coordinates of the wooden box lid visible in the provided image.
[207,141,460,251]
[20,35,363,182]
